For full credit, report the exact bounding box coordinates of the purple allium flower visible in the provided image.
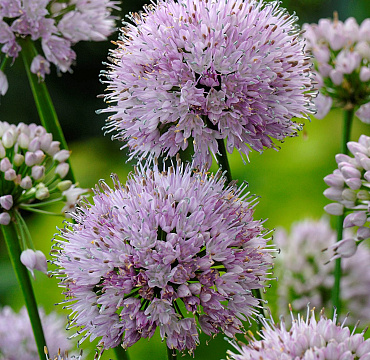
[0,121,88,223]
[53,161,274,353]
[0,0,119,78]
[324,134,370,250]
[227,306,370,360]
[0,306,72,360]
[304,15,370,122]
[275,218,370,325]
[102,0,315,167]
[45,348,83,360]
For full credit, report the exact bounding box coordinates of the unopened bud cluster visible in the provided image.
[304,16,370,122]
[324,134,370,256]
[0,121,87,225]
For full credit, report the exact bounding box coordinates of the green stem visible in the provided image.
[19,37,75,183]
[1,56,9,71]
[332,108,354,317]
[167,346,177,360]
[113,345,130,360]
[1,220,46,360]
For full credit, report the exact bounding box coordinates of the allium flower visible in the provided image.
[227,307,370,360]
[324,134,370,250]
[0,306,72,360]
[53,161,274,353]
[0,121,88,225]
[304,15,370,122]
[44,348,83,360]
[0,0,119,78]
[102,0,314,167]
[275,218,370,325]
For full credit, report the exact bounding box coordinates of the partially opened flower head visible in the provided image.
[304,15,370,122]
[102,0,314,167]
[53,160,274,353]
[0,121,88,225]
[275,218,370,325]
[227,306,370,360]
[0,306,72,360]
[324,134,370,249]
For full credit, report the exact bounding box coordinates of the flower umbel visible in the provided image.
[53,161,274,353]
[0,306,72,360]
[227,306,370,360]
[102,0,314,167]
[304,15,370,122]
[0,121,88,224]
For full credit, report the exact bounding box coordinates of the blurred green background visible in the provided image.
[1,0,370,359]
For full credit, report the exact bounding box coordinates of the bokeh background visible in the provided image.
[1,0,369,359]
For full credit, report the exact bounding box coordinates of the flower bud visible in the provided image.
[25,152,37,167]
[357,190,370,200]
[2,130,15,148]
[28,138,41,152]
[329,69,343,85]
[55,163,69,179]
[57,180,72,191]
[13,153,24,167]
[345,178,362,190]
[39,133,52,152]
[0,157,12,172]
[347,141,368,156]
[357,227,370,241]
[34,150,45,164]
[335,154,352,164]
[343,212,367,228]
[0,70,8,96]
[4,169,16,181]
[53,149,71,162]
[341,166,361,179]
[342,188,357,202]
[31,165,45,181]
[20,249,47,278]
[17,132,30,149]
[0,195,13,210]
[323,187,343,201]
[0,142,5,158]
[35,184,49,200]
[20,176,32,189]
[360,66,370,82]
[188,283,202,295]
[177,284,191,297]
[0,212,10,225]
[359,156,370,171]
[329,238,357,261]
[46,141,60,156]
[323,174,344,188]
[365,171,370,182]
[324,203,344,216]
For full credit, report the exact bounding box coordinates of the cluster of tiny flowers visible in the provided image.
[0,121,88,225]
[0,0,119,80]
[227,307,370,360]
[324,134,370,258]
[102,0,315,167]
[0,306,72,360]
[45,348,83,360]
[274,218,370,325]
[303,15,370,122]
[53,161,274,353]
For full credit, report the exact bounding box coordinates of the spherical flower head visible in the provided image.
[324,134,370,247]
[0,306,72,360]
[53,161,274,353]
[0,0,119,78]
[275,217,370,325]
[0,121,88,223]
[227,307,370,360]
[303,15,370,121]
[102,0,315,168]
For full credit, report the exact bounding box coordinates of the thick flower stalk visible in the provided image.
[0,306,72,360]
[0,0,119,81]
[304,15,370,122]
[53,161,274,354]
[0,121,88,225]
[275,218,370,325]
[227,307,370,360]
[102,0,315,167]
[324,134,370,255]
